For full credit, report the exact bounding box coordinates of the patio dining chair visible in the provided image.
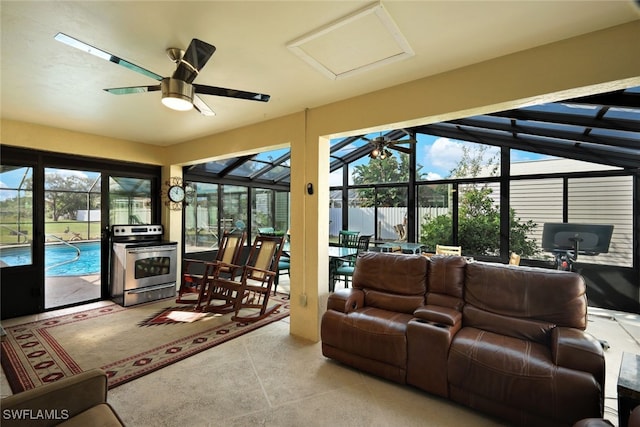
[509,252,521,265]
[338,230,359,248]
[334,235,370,289]
[176,230,246,308]
[202,234,285,322]
[435,244,462,256]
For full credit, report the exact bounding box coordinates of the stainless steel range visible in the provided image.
[110,224,177,307]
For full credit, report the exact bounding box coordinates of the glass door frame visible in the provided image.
[0,146,161,319]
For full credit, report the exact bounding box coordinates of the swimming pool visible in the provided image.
[0,241,101,276]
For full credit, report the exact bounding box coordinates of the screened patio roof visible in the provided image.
[186,86,640,186]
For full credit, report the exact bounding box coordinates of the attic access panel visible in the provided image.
[287,3,414,80]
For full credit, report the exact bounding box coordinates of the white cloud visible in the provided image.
[418,137,464,178]
[428,137,465,171]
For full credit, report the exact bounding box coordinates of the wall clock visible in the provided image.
[162,177,193,210]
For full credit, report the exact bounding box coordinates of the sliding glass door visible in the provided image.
[43,168,102,309]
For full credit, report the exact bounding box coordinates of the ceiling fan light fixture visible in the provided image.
[161,78,194,111]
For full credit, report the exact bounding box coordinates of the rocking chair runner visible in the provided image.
[202,234,285,322]
[176,231,246,308]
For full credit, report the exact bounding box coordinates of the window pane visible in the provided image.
[274,191,290,235]
[417,183,453,252]
[347,188,375,238]
[568,176,633,267]
[417,136,500,181]
[0,166,33,267]
[185,182,219,253]
[222,185,248,236]
[329,165,344,188]
[329,189,343,243]
[458,182,500,257]
[252,188,273,242]
[510,178,563,261]
[351,153,411,185]
[376,186,408,241]
[109,176,151,225]
[511,155,620,174]
[46,168,101,241]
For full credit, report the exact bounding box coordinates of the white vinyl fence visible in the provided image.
[330,207,449,240]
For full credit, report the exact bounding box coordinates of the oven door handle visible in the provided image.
[126,246,177,254]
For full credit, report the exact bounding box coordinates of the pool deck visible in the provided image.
[45,274,101,309]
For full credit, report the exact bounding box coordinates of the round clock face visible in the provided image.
[168,185,185,203]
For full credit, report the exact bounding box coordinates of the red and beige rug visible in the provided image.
[1,294,290,393]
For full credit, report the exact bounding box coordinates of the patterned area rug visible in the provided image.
[1,294,290,393]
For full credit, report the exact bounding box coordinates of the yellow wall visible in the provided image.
[1,119,164,165]
[2,21,639,341]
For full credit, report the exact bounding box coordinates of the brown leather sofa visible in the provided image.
[321,252,605,427]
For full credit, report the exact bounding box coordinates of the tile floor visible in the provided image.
[1,278,638,427]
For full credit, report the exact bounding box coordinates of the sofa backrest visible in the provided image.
[352,252,427,314]
[425,255,466,311]
[463,262,587,343]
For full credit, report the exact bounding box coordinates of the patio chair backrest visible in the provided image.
[217,231,246,265]
[339,230,359,248]
[245,235,284,281]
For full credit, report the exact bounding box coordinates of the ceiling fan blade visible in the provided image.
[390,145,411,154]
[389,139,417,147]
[104,85,161,95]
[54,33,163,82]
[172,39,216,83]
[194,84,270,102]
[193,95,216,116]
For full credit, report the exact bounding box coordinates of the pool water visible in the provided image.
[0,241,101,276]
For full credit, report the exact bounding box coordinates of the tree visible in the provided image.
[25,173,97,221]
[352,153,427,207]
[420,144,538,257]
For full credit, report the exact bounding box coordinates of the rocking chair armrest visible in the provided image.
[244,265,277,280]
[215,261,244,275]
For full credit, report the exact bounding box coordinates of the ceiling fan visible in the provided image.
[54,33,270,116]
[362,133,417,159]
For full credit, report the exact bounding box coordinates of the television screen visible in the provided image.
[541,223,614,255]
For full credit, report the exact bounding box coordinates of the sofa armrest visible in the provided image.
[407,306,462,398]
[1,369,109,427]
[326,288,364,314]
[551,327,605,388]
[413,305,462,327]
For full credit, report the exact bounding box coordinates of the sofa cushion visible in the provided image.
[463,304,556,345]
[449,327,602,424]
[57,403,123,427]
[321,307,413,368]
[426,255,466,310]
[465,262,587,328]
[352,252,427,313]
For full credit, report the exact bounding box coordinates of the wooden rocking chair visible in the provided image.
[202,234,284,322]
[176,230,246,308]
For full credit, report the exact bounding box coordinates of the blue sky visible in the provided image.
[330,133,550,186]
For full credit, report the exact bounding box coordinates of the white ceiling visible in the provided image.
[2,1,639,147]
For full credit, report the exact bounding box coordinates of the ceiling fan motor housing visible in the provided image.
[161,77,194,110]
